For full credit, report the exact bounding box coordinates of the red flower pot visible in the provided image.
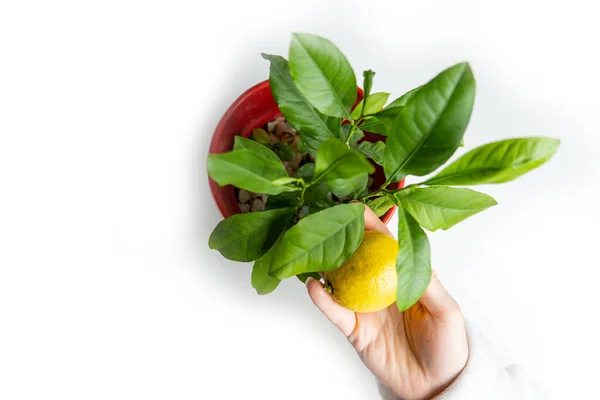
[208,80,404,224]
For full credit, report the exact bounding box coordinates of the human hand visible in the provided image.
[306,207,469,400]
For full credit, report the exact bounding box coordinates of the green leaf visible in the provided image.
[351,92,390,120]
[207,149,296,195]
[262,54,338,152]
[339,124,352,143]
[367,196,395,217]
[296,272,321,283]
[265,191,302,210]
[233,136,280,162]
[384,62,476,181]
[424,137,560,186]
[304,182,331,205]
[296,163,315,180]
[395,205,431,311]
[328,174,368,199]
[394,187,497,231]
[358,107,402,136]
[288,33,357,118]
[209,208,295,262]
[341,124,364,145]
[349,129,364,145]
[313,139,374,184]
[306,199,335,214]
[272,176,298,185]
[251,128,271,145]
[252,229,289,295]
[355,141,386,165]
[272,142,296,161]
[386,86,421,109]
[269,203,365,279]
[362,70,375,100]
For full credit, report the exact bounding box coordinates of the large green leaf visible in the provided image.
[269,203,365,279]
[288,33,357,118]
[394,187,497,231]
[384,63,476,181]
[351,92,390,120]
[424,137,560,186]
[355,141,386,165]
[296,272,321,283]
[207,149,296,195]
[233,136,279,162]
[386,86,421,109]
[366,196,395,217]
[313,139,374,184]
[395,205,431,311]
[262,54,338,151]
[209,208,295,262]
[252,230,289,295]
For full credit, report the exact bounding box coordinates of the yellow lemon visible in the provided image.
[324,231,398,313]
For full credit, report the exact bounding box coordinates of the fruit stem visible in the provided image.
[324,281,334,295]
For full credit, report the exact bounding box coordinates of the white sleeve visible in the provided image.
[378,324,543,400]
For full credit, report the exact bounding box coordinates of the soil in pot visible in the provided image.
[235,117,376,218]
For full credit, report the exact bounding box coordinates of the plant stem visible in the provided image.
[344,123,359,146]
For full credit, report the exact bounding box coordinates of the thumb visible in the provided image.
[306,277,356,337]
[419,270,460,319]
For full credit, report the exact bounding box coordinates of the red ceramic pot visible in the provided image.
[208,80,404,224]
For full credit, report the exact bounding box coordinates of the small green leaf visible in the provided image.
[384,62,476,181]
[340,124,352,143]
[208,149,296,195]
[233,136,280,162]
[424,137,560,186]
[349,129,364,145]
[265,191,302,210]
[394,187,497,231]
[271,176,298,185]
[351,92,390,120]
[251,128,271,145]
[296,163,315,180]
[288,33,357,118]
[362,70,375,100]
[386,86,421,109]
[395,205,431,311]
[269,203,365,279]
[367,196,395,217]
[272,142,296,161]
[209,208,295,262]
[313,139,374,184]
[358,107,402,136]
[296,272,321,283]
[262,53,338,153]
[355,141,386,165]
[304,182,331,205]
[328,173,368,199]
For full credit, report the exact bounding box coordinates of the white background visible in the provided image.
[1,1,599,399]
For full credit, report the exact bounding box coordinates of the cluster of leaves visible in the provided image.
[208,33,559,311]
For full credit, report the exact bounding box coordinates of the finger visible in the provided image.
[306,277,356,337]
[363,204,393,237]
[419,269,460,320]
